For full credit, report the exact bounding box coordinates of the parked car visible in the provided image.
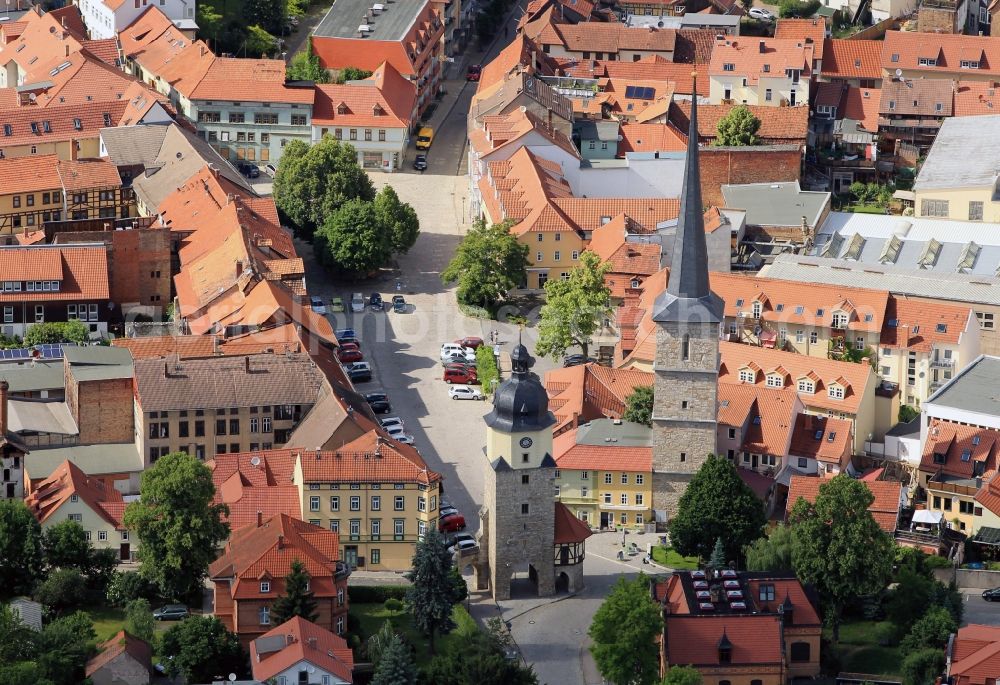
[447,532,474,546]
[153,605,189,621]
[449,385,484,401]
[263,163,277,177]
[385,424,415,444]
[350,293,365,313]
[455,336,484,349]
[380,416,405,431]
[337,335,360,347]
[346,361,372,382]
[983,587,1000,601]
[336,328,356,340]
[330,296,345,313]
[448,538,478,554]
[309,296,327,315]
[440,343,476,362]
[392,295,406,313]
[439,513,467,532]
[442,350,476,365]
[413,154,428,171]
[415,126,434,150]
[466,64,482,81]
[748,7,775,20]
[365,392,391,413]
[339,342,361,353]
[443,366,478,384]
[563,354,596,368]
[237,162,260,178]
[370,292,384,311]
[440,506,459,518]
[338,347,363,364]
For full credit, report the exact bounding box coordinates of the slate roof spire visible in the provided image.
[652,73,723,324]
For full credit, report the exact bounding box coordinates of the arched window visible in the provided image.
[790,641,811,662]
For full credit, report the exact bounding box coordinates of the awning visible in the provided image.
[760,329,777,348]
[893,190,916,201]
[912,510,943,525]
[973,526,1000,546]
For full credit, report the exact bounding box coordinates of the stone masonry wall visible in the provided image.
[700,147,802,207]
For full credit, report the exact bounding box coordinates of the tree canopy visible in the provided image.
[371,634,419,685]
[535,251,612,359]
[441,218,530,309]
[125,598,155,643]
[123,451,229,601]
[315,198,393,275]
[623,386,653,427]
[160,615,244,683]
[271,559,319,624]
[23,321,89,346]
[404,528,465,653]
[789,475,894,641]
[589,575,662,685]
[422,628,538,685]
[286,48,331,83]
[374,185,421,254]
[35,568,87,616]
[335,66,374,83]
[43,520,92,571]
[744,522,794,572]
[669,454,766,563]
[714,105,762,146]
[0,499,45,599]
[662,665,703,685]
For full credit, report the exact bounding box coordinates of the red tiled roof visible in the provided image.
[209,451,302,533]
[25,460,127,529]
[666,614,784,666]
[313,61,416,128]
[669,100,809,142]
[85,631,151,678]
[880,297,972,352]
[840,86,880,132]
[823,38,883,80]
[0,245,109,303]
[785,474,901,532]
[953,80,1000,117]
[618,121,687,154]
[296,431,442,485]
[553,501,593,544]
[881,31,1000,78]
[709,37,814,82]
[717,384,799,457]
[788,413,852,465]
[81,38,120,65]
[251,617,354,683]
[186,57,314,104]
[950,624,1000,685]
[545,363,653,431]
[559,55,708,96]
[0,100,128,149]
[921,419,1000,481]
[553,428,652,471]
[774,18,825,59]
[815,81,845,108]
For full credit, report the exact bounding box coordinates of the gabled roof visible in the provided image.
[553,419,652,471]
[469,106,580,160]
[839,86,880,132]
[0,244,109,303]
[544,363,653,432]
[879,78,954,117]
[295,431,443,485]
[788,413,852,465]
[709,37,814,83]
[618,121,687,154]
[822,38,883,80]
[879,297,972,351]
[208,451,302,533]
[921,419,1000,481]
[313,61,416,128]
[786,474,902,532]
[554,501,593,544]
[251,617,354,683]
[85,631,152,678]
[881,31,1000,77]
[717,383,800,457]
[950,624,1000,685]
[669,100,809,143]
[25,459,127,529]
[774,18,825,59]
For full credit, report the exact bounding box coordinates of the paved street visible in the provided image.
[963,590,1000,627]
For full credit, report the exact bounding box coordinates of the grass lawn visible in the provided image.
[847,204,888,215]
[825,620,902,676]
[88,606,171,643]
[350,602,477,665]
[651,546,699,570]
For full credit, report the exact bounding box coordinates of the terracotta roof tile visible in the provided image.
[774,18,825,59]
[25,459,127,528]
[921,419,1000,481]
[251,617,354,683]
[953,79,1000,116]
[545,363,653,430]
[840,86,880,132]
[786,474,901,532]
[667,614,784,665]
[80,38,120,65]
[717,383,799,456]
[0,100,128,149]
[553,428,652,471]
[879,78,954,117]
[209,451,302,532]
[559,55,708,95]
[950,624,1000,685]
[0,244,109,302]
[675,28,716,64]
[185,56,314,104]
[823,38,883,80]
[85,631,151,678]
[709,37,814,83]
[553,501,593,543]
[57,157,122,191]
[296,431,443,485]
[313,61,415,128]
[882,30,1000,78]
[618,121,687,154]
[669,100,808,142]
[879,297,972,351]
[788,413,852,465]
[815,81,845,108]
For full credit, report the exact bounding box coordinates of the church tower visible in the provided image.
[651,77,723,517]
[476,342,557,600]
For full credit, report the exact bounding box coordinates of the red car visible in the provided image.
[466,64,482,82]
[443,366,478,384]
[439,513,466,532]
[338,348,364,363]
[454,336,484,349]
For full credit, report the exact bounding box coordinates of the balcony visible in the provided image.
[930,357,955,369]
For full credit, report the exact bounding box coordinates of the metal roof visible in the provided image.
[23,443,144,481]
[762,255,1000,307]
[576,418,651,447]
[927,354,1000,415]
[0,360,65,393]
[913,114,1000,191]
[315,0,426,40]
[721,182,830,228]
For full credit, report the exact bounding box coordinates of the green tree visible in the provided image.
[475,344,500,394]
[441,218,530,309]
[271,559,319,624]
[123,451,229,601]
[0,662,52,685]
[315,198,392,275]
[374,185,420,254]
[0,604,36,664]
[335,66,374,83]
[886,566,936,637]
[789,475,894,642]
[35,568,87,616]
[740,0,754,12]
[778,0,821,16]
[714,105,762,146]
[273,136,376,240]
[404,528,464,654]
[197,4,223,44]
[160,615,244,683]
[590,575,661,685]
[669,454,766,562]
[366,620,398,667]
[245,24,276,57]
[36,611,96,685]
[900,606,956,655]
[744,523,794,572]
[87,548,119,601]
[899,404,920,423]
[243,0,284,33]
[708,538,726,571]
[43,520,92,571]
[662,665,703,685]
[23,321,89,346]
[287,47,331,83]
[0,499,45,599]
[106,570,157,606]
[371,634,418,685]
[125,598,155,643]
[287,0,308,17]
[623,386,653,427]
[535,251,612,360]
[422,629,538,685]
[900,648,945,685]
[930,580,964,625]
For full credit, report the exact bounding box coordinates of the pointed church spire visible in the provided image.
[652,73,723,323]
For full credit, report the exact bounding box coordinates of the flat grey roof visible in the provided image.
[315,0,425,40]
[722,182,830,228]
[65,346,133,381]
[24,443,144,481]
[929,355,1000,414]
[576,418,651,447]
[914,115,1000,191]
[0,360,65,393]
[8,400,77,436]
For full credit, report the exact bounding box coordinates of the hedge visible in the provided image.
[348,585,409,603]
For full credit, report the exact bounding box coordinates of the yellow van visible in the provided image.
[415,127,434,150]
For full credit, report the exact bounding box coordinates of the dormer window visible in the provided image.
[372,104,385,116]
[735,298,744,307]
[797,379,815,393]
[260,581,270,593]
[828,385,845,400]
[832,311,848,328]
[766,373,784,388]
[337,103,348,115]
[961,60,980,69]
[918,57,937,66]
[933,451,946,465]
[718,631,733,664]
[739,369,755,383]
[723,63,735,71]
[763,64,770,73]
[752,301,762,318]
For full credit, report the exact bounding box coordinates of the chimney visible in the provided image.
[759,40,766,54]
[65,44,69,57]
[236,259,243,279]
[164,361,170,378]
[200,45,206,57]
[277,535,285,549]
[0,380,8,435]
[257,510,263,527]
[245,356,251,374]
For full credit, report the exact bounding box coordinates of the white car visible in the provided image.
[748,7,775,20]
[350,293,365,313]
[385,424,415,444]
[309,296,327,315]
[448,539,479,554]
[380,416,405,431]
[449,385,484,401]
[440,344,476,363]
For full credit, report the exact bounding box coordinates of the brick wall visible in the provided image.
[64,360,134,444]
[918,6,959,32]
[699,146,802,207]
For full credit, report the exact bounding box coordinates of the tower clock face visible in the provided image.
[519,437,533,448]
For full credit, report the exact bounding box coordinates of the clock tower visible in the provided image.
[476,341,558,600]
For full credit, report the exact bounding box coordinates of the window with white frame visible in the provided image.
[620,493,628,505]
[797,379,814,393]
[766,374,783,388]
[832,311,848,328]
[260,581,270,593]
[828,385,845,399]
[259,606,270,625]
[739,369,755,383]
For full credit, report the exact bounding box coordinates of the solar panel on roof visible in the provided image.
[625,85,637,98]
